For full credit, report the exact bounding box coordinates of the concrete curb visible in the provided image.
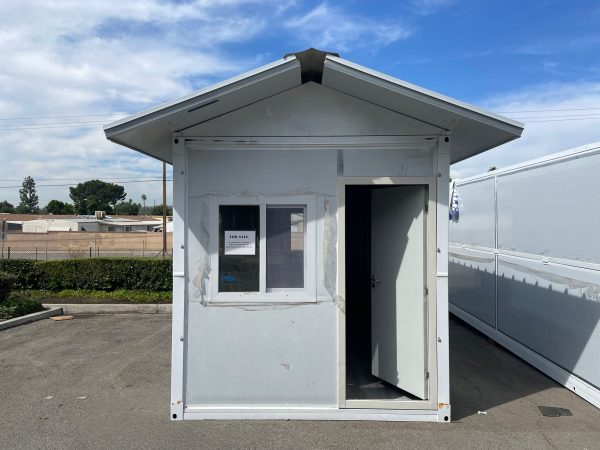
[0,307,63,331]
[42,304,172,314]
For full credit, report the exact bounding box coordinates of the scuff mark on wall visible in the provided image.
[197,190,332,198]
[333,295,345,314]
[322,198,337,302]
[191,199,210,305]
[203,300,333,311]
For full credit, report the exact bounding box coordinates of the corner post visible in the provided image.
[170,134,186,420]
[436,134,451,422]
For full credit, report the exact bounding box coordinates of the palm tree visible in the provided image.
[141,194,147,210]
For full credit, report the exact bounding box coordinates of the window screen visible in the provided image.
[266,206,305,289]
[219,205,259,292]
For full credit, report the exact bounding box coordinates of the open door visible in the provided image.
[371,186,427,400]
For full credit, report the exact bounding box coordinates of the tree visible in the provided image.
[69,180,126,215]
[114,199,141,215]
[0,201,15,213]
[141,194,147,209]
[45,200,75,215]
[17,176,39,213]
[150,205,172,216]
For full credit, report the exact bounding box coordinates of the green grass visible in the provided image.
[0,299,44,321]
[9,289,172,304]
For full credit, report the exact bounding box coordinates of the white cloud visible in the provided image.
[0,0,280,207]
[284,3,413,52]
[451,81,600,179]
[409,0,455,16]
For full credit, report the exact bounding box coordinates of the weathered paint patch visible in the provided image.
[191,199,211,304]
[333,295,346,314]
[322,198,337,302]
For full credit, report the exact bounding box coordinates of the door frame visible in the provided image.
[337,176,438,410]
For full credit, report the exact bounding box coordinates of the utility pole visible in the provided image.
[1,219,5,259]
[162,161,167,257]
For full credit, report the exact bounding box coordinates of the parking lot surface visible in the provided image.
[1,314,599,449]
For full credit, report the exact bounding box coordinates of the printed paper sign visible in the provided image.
[224,231,256,255]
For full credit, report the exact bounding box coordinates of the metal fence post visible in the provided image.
[8,246,10,259]
[35,247,38,261]
[89,247,92,258]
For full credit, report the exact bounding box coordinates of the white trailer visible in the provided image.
[104,48,522,422]
[449,142,600,409]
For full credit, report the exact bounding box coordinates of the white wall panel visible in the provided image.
[448,247,496,327]
[450,178,495,248]
[342,148,433,177]
[497,255,600,390]
[450,144,600,408]
[497,153,600,264]
[185,301,338,405]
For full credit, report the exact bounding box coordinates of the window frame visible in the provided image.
[265,204,307,293]
[208,195,317,303]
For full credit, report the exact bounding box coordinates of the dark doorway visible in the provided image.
[345,185,417,401]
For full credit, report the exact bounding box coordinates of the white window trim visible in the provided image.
[207,195,317,303]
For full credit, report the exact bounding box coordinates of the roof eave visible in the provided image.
[103,56,300,147]
[324,55,524,135]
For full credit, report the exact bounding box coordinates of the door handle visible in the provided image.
[371,275,381,288]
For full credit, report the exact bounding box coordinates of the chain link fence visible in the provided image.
[0,232,172,260]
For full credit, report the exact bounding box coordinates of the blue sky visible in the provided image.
[1,0,599,206]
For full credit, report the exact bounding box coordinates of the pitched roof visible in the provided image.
[104,48,523,164]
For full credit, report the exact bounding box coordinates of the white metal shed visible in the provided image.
[104,48,523,422]
[449,142,600,410]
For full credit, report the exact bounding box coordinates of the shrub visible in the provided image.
[0,258,172,292]
[0,271,16,302]
[0,299,44,321]
[10,289,172,304]
[0,260,38,290]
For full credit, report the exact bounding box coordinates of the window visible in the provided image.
[266,206,305,290]
[219,205,260,292]
[209,196,315,302]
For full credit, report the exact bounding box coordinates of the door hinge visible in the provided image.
[424,287,429,295]
[424,203,429,213]
[426,371,430,379]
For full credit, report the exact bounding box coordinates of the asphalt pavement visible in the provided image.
[1,314,599,449]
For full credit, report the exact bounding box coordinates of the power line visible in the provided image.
[513,113,600,120]
[0,124,107,131]
[0,120,112,129]
[0,179,172,189]
[2,106,598,120]
[0,106,598,132]
[0,113,127,121]
[524,117,600,123]
[0,176,170,182]
[498,107,600,114]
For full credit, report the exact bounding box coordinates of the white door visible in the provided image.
[371,185,427,399]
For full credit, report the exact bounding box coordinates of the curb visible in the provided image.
[0,307,63,331]
[42,304,172,314]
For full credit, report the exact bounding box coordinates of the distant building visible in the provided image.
[152,221,174,233]
[20,216,169,233]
